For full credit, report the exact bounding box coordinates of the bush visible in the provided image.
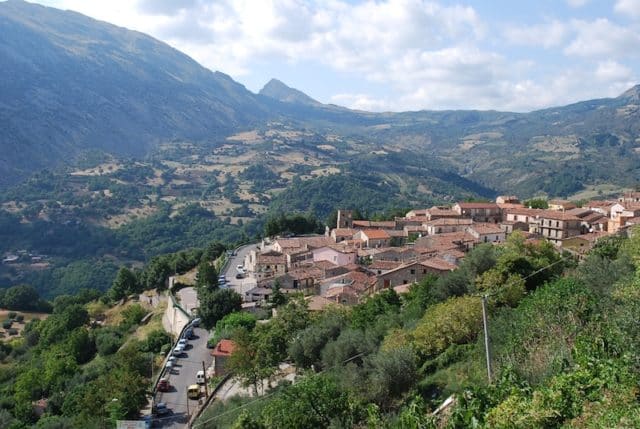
[7,328,18,336]
[7,312,17,319]
[2,320,12,329]
[15,314,24,323]
[95,330,122,356]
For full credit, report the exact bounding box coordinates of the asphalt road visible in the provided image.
[153,326,213,428]
[222,244,257,298]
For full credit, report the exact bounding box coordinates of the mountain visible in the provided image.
[260,78,322,106]
[0,0,273,186]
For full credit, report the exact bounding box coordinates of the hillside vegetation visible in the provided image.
[196,231,640,428]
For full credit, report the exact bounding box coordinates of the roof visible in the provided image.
[306,295,343,311]
[352,220,397,229]
[468,223,504,235]
[420,258,458,271]
[256,253,287,264]
[504,207,544,217]
[393,284,411,294]
[332,228,356,237]
[455,202,499,209]
[368,260,403,270]
[426,218,473,226]
[405,209,428,217]
[538,210,581,221]
[361,229,391,240]
[212,339,236,357]
[427,207,460,217]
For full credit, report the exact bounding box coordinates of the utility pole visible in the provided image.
[186,387,190,417]
[481,294,492,383]
[202,361,209,397]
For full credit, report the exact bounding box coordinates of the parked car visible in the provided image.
[178,339,188,348]
[165,356,177,370]
[235,273,244,279]
[196,370,205,385]
[187,384,201,400]
[191,318,201,327]
[154,402,170,416]
[158,378,170,392]
[185,327,194,339]
[172,345,185,356]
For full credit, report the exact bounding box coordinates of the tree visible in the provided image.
[195,260,218,290]
[109,267,139,301]
[1,284,46,311]
[289,309,348,370]
[269,281,287,307]
[199,289,242,329]
[412,295,483,358]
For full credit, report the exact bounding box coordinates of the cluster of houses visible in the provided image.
[239,192,640,308]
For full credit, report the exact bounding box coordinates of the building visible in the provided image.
[376,258,456,290]
[467,223,506,243]
[548,199,577,211]
[336,210,353,228]
[537,210,582,245]
[424,218,473,235]
[211,339,236,376]
[452,202,502,223]
[313,245,358,266]
[354,229,391,248]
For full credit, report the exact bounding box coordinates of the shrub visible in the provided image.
[2,320,12,330]
[15,314,24,323]
[7,328,18,336]
[7,312,17,319]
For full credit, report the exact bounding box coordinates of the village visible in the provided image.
[237,192,640,308]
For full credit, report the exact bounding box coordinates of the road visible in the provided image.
[222,244,257,298]
[153,325,213,428]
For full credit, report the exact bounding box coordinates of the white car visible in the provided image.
[178,339,188,347]
[165,356,177,370]
[172,344,185,356]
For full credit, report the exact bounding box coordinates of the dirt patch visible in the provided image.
[70,163,121,176]
[227,130,263,143]
[0,310,49,342]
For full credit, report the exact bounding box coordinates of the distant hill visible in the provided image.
[0,0,273,186]
[2,0,640,197]
[260,78,322,106]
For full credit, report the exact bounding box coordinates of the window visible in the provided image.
[403,280,408,284]
[556,221,559,228]
[410,269,415,274]
[293,280,298,289]
[423,269,427,274]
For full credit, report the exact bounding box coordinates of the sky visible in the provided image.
[30,0,640,112]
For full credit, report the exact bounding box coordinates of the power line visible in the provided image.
[192,352,367,428]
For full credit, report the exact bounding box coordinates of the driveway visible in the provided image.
[152,326,213,428]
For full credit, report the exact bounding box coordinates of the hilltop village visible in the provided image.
[240,192,640,307]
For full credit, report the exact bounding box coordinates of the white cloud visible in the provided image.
[565,18,640,57]
[615,0,640,18]
[504,20,568,48]
[567,0,589,7]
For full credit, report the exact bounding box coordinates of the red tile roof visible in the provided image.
[362,229,391,240]
[212,339,236,357]
[455,202,499,209]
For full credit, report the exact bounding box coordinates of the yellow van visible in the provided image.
[187,384,200,400]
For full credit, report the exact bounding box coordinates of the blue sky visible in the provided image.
[32,0,640,112]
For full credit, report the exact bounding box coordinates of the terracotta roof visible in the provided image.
[332,228,356,237]
[386,229,407,237]
[455,202,499,209]
[256,253,287,264]
[352,220,397,228]
[505,207,544,216]
[538,210,581,221]
[426,218,473,226]
[405,209,428,217]
[468,223,504,234]
[212,339,236,357]
[420,258,458,271]
[497,203,525,210]
[306,295,343,311]
[369,260,403,270]
[566,208,594,218]
[393,284,411,294]
[398,215,430,223]
[427,207,460,217]
[361,229,391,240]
[281,267,324,280]
[313,260,338,270]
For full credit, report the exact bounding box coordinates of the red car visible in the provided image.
[158,378,170,392]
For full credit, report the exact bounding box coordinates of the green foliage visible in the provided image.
[412,295,483,359]
[0,284,50,312]
[351,289,401,330]
[289,309,348,370]
[198,289,243,329]
[95,329,123,356]
[120,304,147,329]
[109,267,139,301]
[196,260,218,290]
[522,198,548,209]
[263,213,324,237]
[139,329,171,354]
